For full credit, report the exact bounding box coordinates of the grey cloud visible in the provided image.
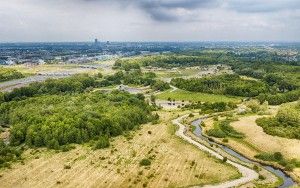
[137,0,219,22]
[82,0,220,22]
[227,0,300,13]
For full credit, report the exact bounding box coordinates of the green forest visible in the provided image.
[0,73,158,167]
[0,91,154,148]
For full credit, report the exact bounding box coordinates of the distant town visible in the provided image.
[0,41,299,66]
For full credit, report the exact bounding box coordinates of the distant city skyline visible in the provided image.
[0,0,300,42]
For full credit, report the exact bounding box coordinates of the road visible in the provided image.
[172,114,259,188]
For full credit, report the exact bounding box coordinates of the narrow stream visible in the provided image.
[191,119,296,188]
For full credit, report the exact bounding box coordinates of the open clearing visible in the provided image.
[157,89,241,103]
[0,111,240,188]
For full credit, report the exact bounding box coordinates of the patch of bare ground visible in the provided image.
[0,111,240,188]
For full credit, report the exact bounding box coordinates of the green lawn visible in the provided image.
[157,89,242,103]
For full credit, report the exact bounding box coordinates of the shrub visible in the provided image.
[64,164,71,169]
[94,136,110,149]
[258,175,266,180]
[222,138,228,143]
[188,113,194,117]
[139,158,151,166]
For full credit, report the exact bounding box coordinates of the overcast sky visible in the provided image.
[0,0,299,42]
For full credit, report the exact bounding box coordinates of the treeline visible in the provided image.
[171,74,268,97]
[2,74,99,102]
[115,51,299,70]
[99,70,170,91]
[257,90,300,105]
[100,70,156,86]
[114,59,141,71]
[231,62,300,90]
[0,67,24,82]
[184,101,237,113]
[206,120,244,139]
[114,55,225,68]
[256,101,300,139]
[0,71,170,103]
[0,91,155,149]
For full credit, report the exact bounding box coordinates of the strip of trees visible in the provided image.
[171,74,268,97]
[0,67,24,82]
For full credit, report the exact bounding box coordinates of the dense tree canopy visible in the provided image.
[0,91,154,148]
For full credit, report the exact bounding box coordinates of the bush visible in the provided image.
[0,141,23,168]
[94,136,110,149]
[64,164,71,169]
[258,175,266,180]
[222,138,228,143]
[139,158,151,166]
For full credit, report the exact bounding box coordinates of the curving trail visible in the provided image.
[172,114,259,188]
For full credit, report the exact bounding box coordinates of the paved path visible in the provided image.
[172,114,259,188]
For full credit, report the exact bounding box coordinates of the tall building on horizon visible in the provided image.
[94,38,98,44]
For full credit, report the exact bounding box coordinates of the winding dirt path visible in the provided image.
[172,114,259,188]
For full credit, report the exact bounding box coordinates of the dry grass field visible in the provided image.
[231,115,300,160]
[0,111,240,188]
